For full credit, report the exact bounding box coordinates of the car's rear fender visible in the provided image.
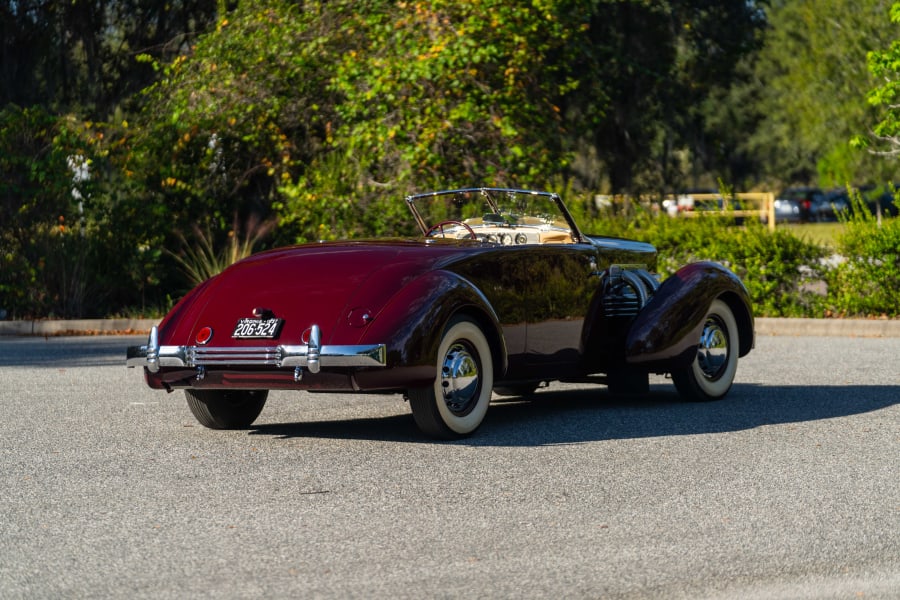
[624,261,754,370]
[156,278,217,343]
[352,270,507,388]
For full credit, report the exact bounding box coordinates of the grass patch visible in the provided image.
[777,222,844,249]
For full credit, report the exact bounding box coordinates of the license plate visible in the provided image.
[232,317,284,339]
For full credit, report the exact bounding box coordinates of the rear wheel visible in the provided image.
[185,389,268,429]
[671,299,739,401]
[408,317,493,439]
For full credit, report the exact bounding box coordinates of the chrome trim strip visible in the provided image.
[126,324,387,372]
[280,343,387,368]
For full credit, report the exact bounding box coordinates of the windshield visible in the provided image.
[406,188,579,245]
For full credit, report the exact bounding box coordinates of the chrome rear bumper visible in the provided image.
[126,325,387,374]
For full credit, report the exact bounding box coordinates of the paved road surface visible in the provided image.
[0,335,897,598]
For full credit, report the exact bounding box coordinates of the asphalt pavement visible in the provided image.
[0,333,897,598]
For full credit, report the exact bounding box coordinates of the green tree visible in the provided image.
[132,1,338,247]
[274,0,590,241]
[564,1,767,193]
[132,0,771,247]
[747,0,897,187]
[0,106,103,317]
[855,3,900,157]
[327,0,581,190]
[136,0,590,244]
[0,1,222,316]
[1,0,218,118]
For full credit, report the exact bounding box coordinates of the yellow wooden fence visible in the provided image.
[673,192,776,231]
[596,192,777,231]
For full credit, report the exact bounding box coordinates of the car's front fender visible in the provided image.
[624,261,754,369]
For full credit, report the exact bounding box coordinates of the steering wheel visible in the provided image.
[425,220,477,240]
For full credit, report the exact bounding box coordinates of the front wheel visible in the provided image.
[408,317,493,439]
[185,389,268,429]
[671,299,739,402]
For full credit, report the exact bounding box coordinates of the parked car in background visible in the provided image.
[765,197,802,223]
[127,187,755,439]
[777,187,826,222]
[817,189,851,221]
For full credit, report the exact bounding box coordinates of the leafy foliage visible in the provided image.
[825,193,900,315]
[0,106,169,318]
[327,0,581,189]
[0,106,96,317]
[854,2,900,157]
[133,1,334,230]
[274,0,589,242]
[749,0,896,186]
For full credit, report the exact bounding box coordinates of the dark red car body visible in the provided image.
[128,188,754,438]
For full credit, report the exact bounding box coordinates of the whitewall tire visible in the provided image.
[408,317,493,439]
[672,299,739,402]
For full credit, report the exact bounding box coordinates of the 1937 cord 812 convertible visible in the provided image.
[127,188,754,438]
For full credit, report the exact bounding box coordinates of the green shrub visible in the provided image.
[0,107,96,318]
[715,224,830,318]
[655,219,830,318]
[826,195,900,316]
[569,195,830,317]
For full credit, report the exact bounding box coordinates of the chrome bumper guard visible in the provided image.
[126,325,387,374]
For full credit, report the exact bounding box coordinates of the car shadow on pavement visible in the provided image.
[250,413,421,444]
[248,383,898,446]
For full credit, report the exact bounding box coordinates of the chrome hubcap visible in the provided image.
[697,315,729,381]
[440,341,481,416]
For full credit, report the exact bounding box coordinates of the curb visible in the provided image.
[753,317,900,338]
[0,318,159,336]
[2,317,900,338]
